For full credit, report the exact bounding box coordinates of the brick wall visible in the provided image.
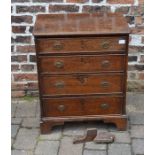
[11,0,144,97]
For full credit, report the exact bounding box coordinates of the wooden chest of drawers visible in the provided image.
[33,13,130,134]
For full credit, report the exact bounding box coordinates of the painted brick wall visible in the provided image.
[11,0,144,97]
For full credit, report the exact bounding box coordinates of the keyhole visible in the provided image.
[76,75,88,84]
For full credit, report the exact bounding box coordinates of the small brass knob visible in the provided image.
[101,41,110,49]
[100,81,109,87]
[54,61,64,69]
[57,105,65,112]
[101,60,110,67]
[100,103,109,109]
[53,42,63,50]
[55,81,65,88]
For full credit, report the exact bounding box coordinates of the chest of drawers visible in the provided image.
[33,13,130,134]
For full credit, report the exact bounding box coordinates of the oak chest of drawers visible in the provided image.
[33,13,130,134]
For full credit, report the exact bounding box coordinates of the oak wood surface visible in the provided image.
[42,96,123,117]
[39,54,126,74]
[40,115,128,134]
[33,13,129,134]
[36,37,127,54]
[33,13,130,37]
[40,73,124,96]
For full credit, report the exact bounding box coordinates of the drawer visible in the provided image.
[36,37,127,54]
[40,73,124,96]
[39,54,125,74]
[42,96,123,117]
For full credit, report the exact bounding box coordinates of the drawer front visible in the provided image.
[40,73,124,96]
[36,37,126,54]
[39,54,125,74]
[42,96,123,117]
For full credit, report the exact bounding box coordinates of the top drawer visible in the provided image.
[36,37,127,54]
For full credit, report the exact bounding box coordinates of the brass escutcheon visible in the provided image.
[53,42,63,50]
[54,61,64,69]
[100,103,109,109]
[101,41,110,49]
[101,60,110,67]
[57,104,65,112]
[76,74,88,84]
[100,81,109,87]
[55,81,65,88]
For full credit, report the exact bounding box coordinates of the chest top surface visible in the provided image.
[33,13,130,37]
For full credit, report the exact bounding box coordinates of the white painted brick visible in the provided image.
[134,0,139,6]
[111,5,116,12]
[130,35,143,46]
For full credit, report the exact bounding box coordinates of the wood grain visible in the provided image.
[36,37,127,54]
[39,54,125,74]
[42,96,123,117]
[40,73,124,96]
[33,13,130,37]
[33,13,129,134]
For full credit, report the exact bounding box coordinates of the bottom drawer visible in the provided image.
[42,96,123,117]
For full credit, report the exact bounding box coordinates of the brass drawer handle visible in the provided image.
[54,61,64,69]
[100,103,109,109]
[101,41,110,49]
[57,104,65,112]
[55,81,65,88]
[100,81,109,87]
[101,60,110,67]
[53,42,63,50]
